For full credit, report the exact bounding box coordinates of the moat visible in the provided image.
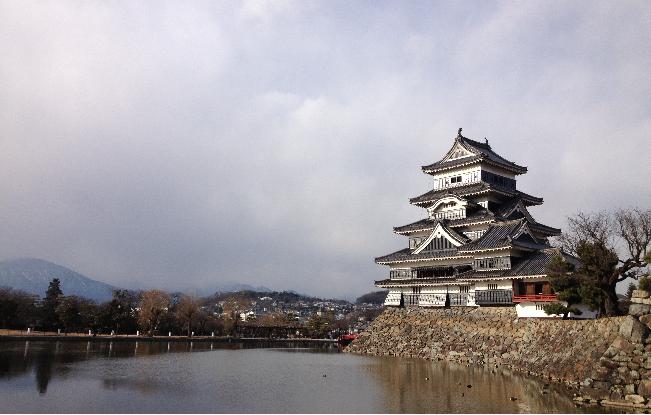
[0,339,615,413]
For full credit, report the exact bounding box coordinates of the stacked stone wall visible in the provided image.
[347,293,651,410]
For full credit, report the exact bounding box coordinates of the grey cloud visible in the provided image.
[0,1,649,299]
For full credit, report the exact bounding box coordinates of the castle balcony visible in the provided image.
[512,294,558,303]
[512,281,556,303]
[474,289,513,305]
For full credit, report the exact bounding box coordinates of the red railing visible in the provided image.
[512,294,558,303]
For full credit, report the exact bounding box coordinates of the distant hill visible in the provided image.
[208,290,315,303]
[206,289,353,305]
[356,290,388,305]
[0,258,117,302]
[212,282,272,294]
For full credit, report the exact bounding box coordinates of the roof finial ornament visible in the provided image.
[484,137,488,144]
[457,127,462,137]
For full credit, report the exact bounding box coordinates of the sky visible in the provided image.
[0,0,650,299]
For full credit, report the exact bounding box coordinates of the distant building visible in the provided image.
[240,310,256,322]
[374,129,596,318]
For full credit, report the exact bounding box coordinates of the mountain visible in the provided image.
[0,258,117,302]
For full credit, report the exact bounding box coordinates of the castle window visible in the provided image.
[464,230,486,240]
[488,283,498,290]
[390,269,412,279]
[450,175,462,184]
[474,256,511,270]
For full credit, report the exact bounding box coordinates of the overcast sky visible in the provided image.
[1,1,650,299]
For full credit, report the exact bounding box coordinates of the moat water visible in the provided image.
[0,339,615,413]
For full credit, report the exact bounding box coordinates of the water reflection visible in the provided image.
[0,340,614,413]
[366,357,595,413]
[0,339,337,395]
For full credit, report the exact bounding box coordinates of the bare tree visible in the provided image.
[138,290,171,336]
[176,295,201,336]
[557,208,651,315]
[255,312,294,327]
[0,287,38,329]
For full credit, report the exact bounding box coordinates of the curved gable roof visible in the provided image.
[422,134,527,175]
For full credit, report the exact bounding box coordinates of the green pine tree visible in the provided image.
[41,278,63,330]
[543,254,600,319]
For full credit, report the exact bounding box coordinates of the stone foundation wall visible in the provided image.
[347,292,651,409]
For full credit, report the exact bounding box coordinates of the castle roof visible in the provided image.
[374,247,472,265]
[376,249,576,284]
[375,276,463,287]
[393,211,496,235]
[504,248,565,277]
[394,197,559,237]
[458,248,578,281]
[422,134,527,175]
[459,219,549,253]
[409,182,543,207]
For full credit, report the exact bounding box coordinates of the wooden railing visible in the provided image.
[475,289,513,305]
[512,294,558,303]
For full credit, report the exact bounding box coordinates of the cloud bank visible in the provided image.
[1,1,649,298]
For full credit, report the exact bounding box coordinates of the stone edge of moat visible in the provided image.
[346,290,651,411]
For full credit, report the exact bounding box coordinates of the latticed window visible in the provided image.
[422,236,455,252]
[474,256,511,270]
[433,169,480,190]
[430,208,466,220]
[390,269,413,279]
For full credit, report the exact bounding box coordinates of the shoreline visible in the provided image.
[0,332,337,344]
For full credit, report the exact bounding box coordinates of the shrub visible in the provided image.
[639,277,651,292]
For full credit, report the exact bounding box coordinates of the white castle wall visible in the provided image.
[515,302,598,319]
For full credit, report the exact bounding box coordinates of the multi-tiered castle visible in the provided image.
[375,129,595,318]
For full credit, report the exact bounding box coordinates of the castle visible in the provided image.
[374,129,596,318]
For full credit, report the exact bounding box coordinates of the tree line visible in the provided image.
[0,281,377,338]
[0,281,235,336]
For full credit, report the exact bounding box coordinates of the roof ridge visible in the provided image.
[438,221,470,243]
[493,217,526,227]
[459,135,492,151]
